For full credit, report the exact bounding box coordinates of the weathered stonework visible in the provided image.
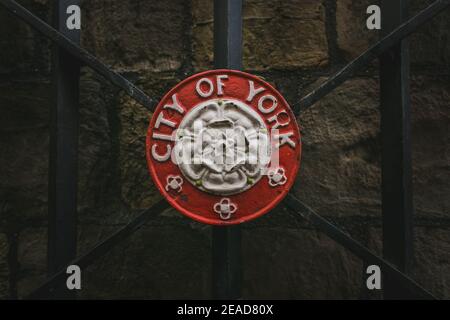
[118,91,160,210]
[413,227,450,298]
[366,226,450,299]
[297,78,381,218]
[77,69,120,223]
[81,0,189,73]
[0,0,50,75]
[192,0,328,71]
[0,79,50,226]
[77,221,211,299]
[411,76,450,220]
[336,0,450,68]
[410,0,450,68]
[336,0,379,61]
[17,227,47,297]
[0,234,9,299]
[243,227,363,299]
[118,73,182,210]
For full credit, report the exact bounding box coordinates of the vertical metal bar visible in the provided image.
[380,0,413,299]
[214,0,243,70]
[48,0,80,299]
[212,0,243,300]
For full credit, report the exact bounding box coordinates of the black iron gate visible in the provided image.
[1,0,449,300]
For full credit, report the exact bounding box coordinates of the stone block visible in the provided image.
[296,78,381,218]
[192,0,328,71]
[81,0,189,72]
[242,227,363,299]
[0,234,9,299]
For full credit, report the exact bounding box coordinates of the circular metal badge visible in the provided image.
[146,70,302,225]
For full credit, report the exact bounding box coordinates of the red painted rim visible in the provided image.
[146,69,302,225]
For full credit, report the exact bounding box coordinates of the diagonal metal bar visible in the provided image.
[0,0,156,111]
[284,193,436,300]
[25,199,170,299]
[292,0,450,115]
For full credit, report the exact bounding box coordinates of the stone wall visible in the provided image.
[0,0,449,299]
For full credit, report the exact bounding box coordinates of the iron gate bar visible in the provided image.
[380,0,414,299]
[292,0,450,116]
[212,0,243,300]
[47,0,80,299]
[284,194,436,300]
[0,0,156,111]
[25,199,170,299]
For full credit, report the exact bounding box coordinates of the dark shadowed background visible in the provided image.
[0,0,449,299]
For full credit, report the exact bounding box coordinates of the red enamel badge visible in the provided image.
[146,70,302,225]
